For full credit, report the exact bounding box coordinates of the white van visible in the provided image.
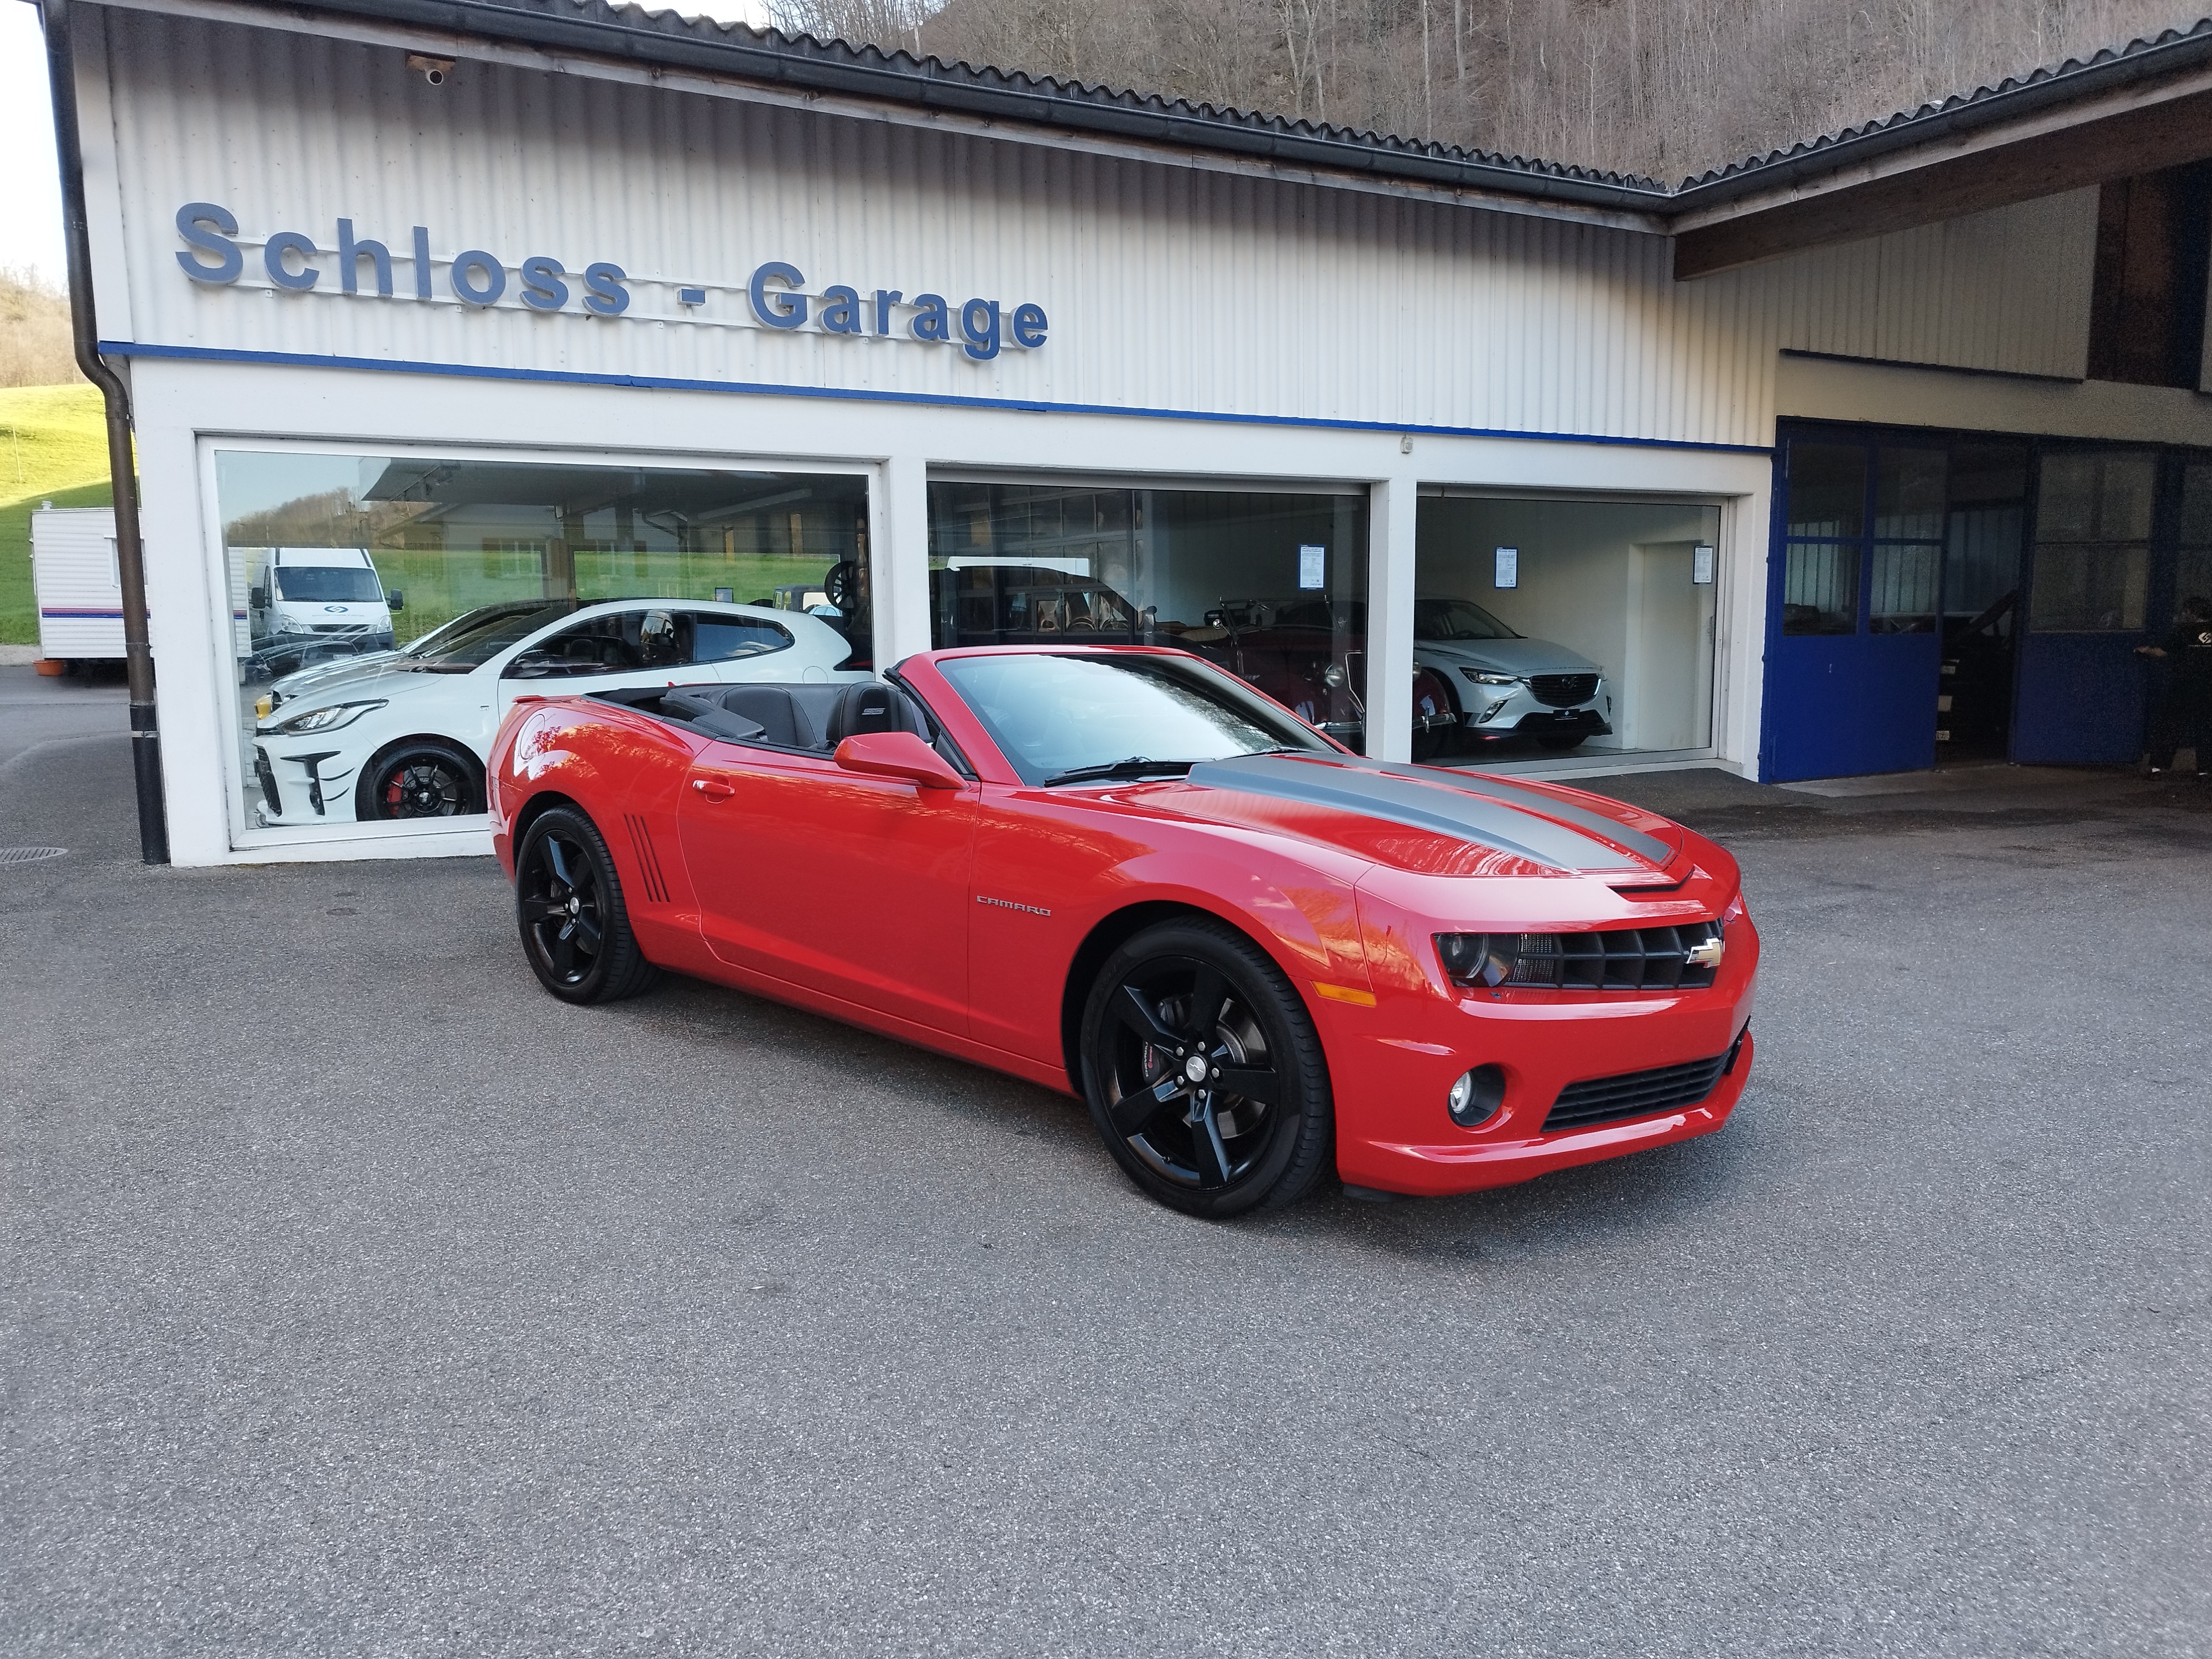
[243,546,398,647]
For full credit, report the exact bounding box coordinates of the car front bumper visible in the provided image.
[1320,915,1760,1197]
[251,741,361,822]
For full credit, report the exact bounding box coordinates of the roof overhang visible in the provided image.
[1667,30,2212,276]
[64,0,2212,275]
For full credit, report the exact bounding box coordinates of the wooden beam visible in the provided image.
[1673,87,2212,279]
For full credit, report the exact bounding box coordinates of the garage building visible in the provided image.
[43,0,2212,863]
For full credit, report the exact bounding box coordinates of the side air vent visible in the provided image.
[623,813,671,905]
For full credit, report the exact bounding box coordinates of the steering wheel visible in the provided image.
[823,560,860,612]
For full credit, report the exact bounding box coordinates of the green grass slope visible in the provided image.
[1,384,113,646]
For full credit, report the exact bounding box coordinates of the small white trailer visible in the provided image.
[30,504,124,664]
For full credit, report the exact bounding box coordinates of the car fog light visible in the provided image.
[1447,1063,1506,1128]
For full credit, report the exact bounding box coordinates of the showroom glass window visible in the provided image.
[215,451,869,835]
[926,483,1371,752]
[1413,494,1723,760]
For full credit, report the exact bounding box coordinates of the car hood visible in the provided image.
[1135,753,1680,877]
[270,650,406,700]
[266,656,459,711]
[1414,635,1598,677]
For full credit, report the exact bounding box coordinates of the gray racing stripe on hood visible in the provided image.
[1371,764,1673,865]
[1185,754,1650,872]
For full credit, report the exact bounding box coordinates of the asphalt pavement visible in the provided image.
[3,676,2208,1656]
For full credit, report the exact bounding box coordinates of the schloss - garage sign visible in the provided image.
[174,204,1050,362]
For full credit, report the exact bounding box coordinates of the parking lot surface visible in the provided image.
[3,675,2208,1656]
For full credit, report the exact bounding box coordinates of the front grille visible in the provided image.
[1440,921,1723,992]
[1528,672,1599,708]
[1543,1032,1744,1133]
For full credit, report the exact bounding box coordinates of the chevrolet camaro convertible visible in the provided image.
[488,646,1759,1215]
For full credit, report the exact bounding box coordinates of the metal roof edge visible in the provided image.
[1670,17,2212,208]
[162,0,1682,211]
[93,0,2212,221]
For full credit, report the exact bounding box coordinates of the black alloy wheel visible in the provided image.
[514,806,659,1004]
[1079,919,1333,1217]
[357,739,484,820]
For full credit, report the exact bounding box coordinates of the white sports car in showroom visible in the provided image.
[249,598,863,823]
[1413,596,1613,754]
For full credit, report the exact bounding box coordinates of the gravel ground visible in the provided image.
[3,678,2208,1656]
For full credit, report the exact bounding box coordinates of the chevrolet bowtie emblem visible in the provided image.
[1686,937,1725,969]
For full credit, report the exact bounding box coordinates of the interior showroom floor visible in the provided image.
[3,666,2207,1657]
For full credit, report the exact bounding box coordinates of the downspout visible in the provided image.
[43,0,167,864]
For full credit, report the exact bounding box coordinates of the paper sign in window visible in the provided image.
[1693,544,1715,585]
[1494,546,1519,589]
[1298,544,1326,589]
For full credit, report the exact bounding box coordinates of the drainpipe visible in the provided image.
[43,0,167,864]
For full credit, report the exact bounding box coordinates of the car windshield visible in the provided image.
[397,602,548,660]
[1413,598,1520,640]
[276,565,384,603]
[937,651,1333,785]
[401,600,580,671]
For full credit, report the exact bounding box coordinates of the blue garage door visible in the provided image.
[1765,438,1947,782]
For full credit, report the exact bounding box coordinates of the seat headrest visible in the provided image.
[826,680,927,747]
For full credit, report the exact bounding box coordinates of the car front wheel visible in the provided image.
[357,738,484,820]
[1079,919,1333,1217]
[514,806,659,1004]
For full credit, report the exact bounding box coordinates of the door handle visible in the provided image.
[691,776,736,801]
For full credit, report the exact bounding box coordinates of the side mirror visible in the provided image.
[250,586,269,609]
[386,589,404,612]
[833,731,964,791]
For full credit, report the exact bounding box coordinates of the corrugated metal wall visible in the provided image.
[97,8,2098,451]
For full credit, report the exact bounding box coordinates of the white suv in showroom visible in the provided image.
[1413,596,1613,754]
[248,598,863,824]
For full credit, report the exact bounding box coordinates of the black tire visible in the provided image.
[1078,919,1333,1217]
[357,738,484,820]
[514,806,659,1004]
[1411,727,1447,762]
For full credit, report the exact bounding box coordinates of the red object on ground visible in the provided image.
[488,645,1759,1204]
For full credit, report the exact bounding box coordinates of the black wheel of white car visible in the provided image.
[514,806,659,1004]
[357,738,484,820]
[1079,919,1333,1217]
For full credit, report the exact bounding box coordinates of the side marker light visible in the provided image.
[1312,982,1376,1007]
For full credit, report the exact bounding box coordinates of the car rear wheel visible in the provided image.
[1079,919,1333,1217]
[357,738,484,820]
[514,806,659,1004]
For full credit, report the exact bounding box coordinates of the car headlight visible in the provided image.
[1458,667,1521,687]
[268,698,386,734]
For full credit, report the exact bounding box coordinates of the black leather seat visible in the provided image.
[661,681,924,751]
[825,681,927,747]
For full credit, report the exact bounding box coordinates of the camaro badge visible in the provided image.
[977,894,1052,917]
[1686,936,1725,969]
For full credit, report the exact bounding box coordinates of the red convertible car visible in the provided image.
[488,646,1759,1215]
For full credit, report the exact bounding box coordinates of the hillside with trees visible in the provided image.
[2,269,78,388]
[770,0,2210,183]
